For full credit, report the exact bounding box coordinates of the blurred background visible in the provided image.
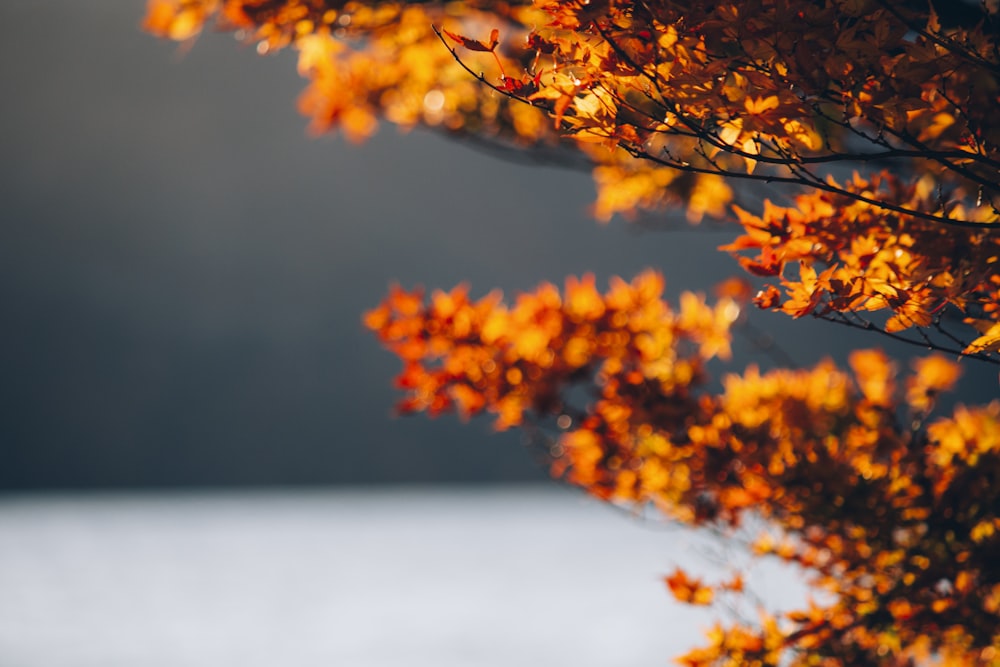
[0,3,995,666]
[1,3,734,491]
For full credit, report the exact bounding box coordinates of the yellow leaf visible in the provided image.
[297,34,343,77]
[782,118,823,151]
[964,320,1000,355]
[718,119,743,146]
[745,95,779,116]
[658,24,678,49]
[919,112,956,141]
[906,354,962,412]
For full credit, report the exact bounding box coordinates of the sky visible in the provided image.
[1,2,995,490]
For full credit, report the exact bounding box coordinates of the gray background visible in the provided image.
[1,2,995,490]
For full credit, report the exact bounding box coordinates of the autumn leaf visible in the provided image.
[753,285,782,309]
[849,348,895,407]
[443,28,499,53]
[144,0,209,41]
[665,569,715,606]
[147,2,1000,663]
[745,95,780,116]
[782,118,823,151]
[906,354,962,413]
[963,320,1000,355]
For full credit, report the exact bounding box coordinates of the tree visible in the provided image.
[145,1,1000,663]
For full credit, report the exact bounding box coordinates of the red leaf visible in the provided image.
[444,28,499,52]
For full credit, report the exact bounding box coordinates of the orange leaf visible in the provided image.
[738,253,782,277]
[714,277,753,303]
[849,349,895,407]
[964,320,1000,355]
[665,569,715,606]
[753,285,782,309]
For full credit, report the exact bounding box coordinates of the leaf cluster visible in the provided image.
[366,274,1000,665]
[145,1,1000,663]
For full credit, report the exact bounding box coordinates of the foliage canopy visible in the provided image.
[146,1,1000,664]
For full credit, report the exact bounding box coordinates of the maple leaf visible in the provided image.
[781,263,835,317]
[884,310,930,334]
[147,2,1000,662]
[744,95,780,116]
[442,28,499,53]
